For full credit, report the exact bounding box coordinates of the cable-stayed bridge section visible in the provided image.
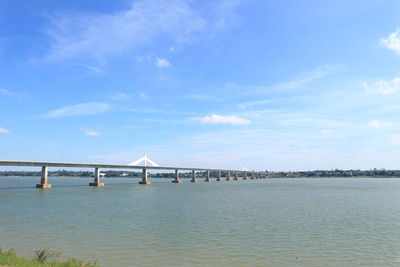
[0,157,265,189]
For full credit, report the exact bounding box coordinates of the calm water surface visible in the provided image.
[0,177,399,266]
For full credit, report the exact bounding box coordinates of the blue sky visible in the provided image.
[2,0,400,171]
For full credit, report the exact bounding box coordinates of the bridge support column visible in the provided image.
[36,166,51,189]
[191,170,197,183]
[172,169,182,183]
[234,171,239,180]
[243,171,248,180]
[226,171,231,181]
[139,168,151,184]
[89,167,104,186]
[205,170,210,182]
[216,170,221,181]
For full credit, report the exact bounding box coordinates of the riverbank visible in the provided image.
[0,248,97,267]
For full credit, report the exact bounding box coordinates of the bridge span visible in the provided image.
[0,160,265,189]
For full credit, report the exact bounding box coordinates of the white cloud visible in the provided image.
[45,103,110,118]
[44,0,239,61]
[193,114,250,125]
[155,57,170,68]
[367,119,392,128]
[381,29,400,54]
[0,128,10,134]
[85,130,100,136]
[363,77,400,95]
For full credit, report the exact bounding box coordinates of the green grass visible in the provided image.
[0,248,98,267]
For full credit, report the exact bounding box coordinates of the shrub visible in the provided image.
[34,248,62,263]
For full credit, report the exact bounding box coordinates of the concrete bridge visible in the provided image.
[0,160,266,189]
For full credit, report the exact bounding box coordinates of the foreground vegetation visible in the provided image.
[0,248,97,267]
[1,168,400,178]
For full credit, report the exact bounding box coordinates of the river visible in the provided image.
[0,177,399,266]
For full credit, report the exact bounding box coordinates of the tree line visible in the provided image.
[1,168,400,178]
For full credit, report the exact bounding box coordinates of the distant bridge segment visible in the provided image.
[0,160,266,188]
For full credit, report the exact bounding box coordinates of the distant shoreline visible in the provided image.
[1,169,400,179]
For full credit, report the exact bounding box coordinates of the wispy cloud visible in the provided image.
[220,65,337,98]
[45,102,110,118]
[75,63,103,73]
[210,0,241,31]
[390,134,400,145]
[43,0,240,62]
[0,88,29,98]
[192,114,250,125]
[139,93,149,100]
[126,107,194,115]
[381,29,400,54]
[320,129,332,135]
[111,93,132,101]
[237,99,271,109]
[263,65,336,92]
[182,94,215,100]
[0,89,12,96]
[0,128,10,134]
[85,130,100,136]
[363,77,400,95]
[367,119,392,128]
[45,0,206,61]
[155,57,170,68]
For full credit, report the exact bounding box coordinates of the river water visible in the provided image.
[0,177,399,266]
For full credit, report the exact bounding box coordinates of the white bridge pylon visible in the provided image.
[128,153,159,167]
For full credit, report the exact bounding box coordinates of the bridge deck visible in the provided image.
[0,160,245,173]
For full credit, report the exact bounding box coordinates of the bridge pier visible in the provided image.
[172,169,182,183]
[216,170,221,181]
[234,171,239,180]
[205,170,210,182]
[191,170,197,183]
[36,166,51,189]
[89,167,104,186]
[139,168,151,184]
[243,171,248,180]
[226,170,231,181]
[251,171,255,179]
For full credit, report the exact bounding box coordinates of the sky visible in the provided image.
[1,0,400,171]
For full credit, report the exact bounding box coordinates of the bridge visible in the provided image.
[0,159,265,189]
